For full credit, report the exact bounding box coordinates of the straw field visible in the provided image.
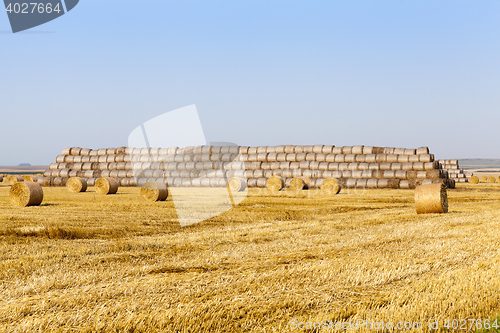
[1,182,500,332]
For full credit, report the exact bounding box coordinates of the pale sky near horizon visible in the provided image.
[1,1,500,165]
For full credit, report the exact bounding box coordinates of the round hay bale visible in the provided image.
[56,155,66,163]
[415,183,448,214]
[141,182,168,201]
[426,170,442,179]
[289,177,310,191]
[256,178,267,188]
[38,176,53,186]
[318,162,329,171]
[334,154,345,163]
[66,177,88,193]
[95,177,119,195]
[53,177,67,186]
[344,154,356,163]
[266,153,278,162]
[384,147,396,154]
[400,180,411,189]
[263,170,274,178]
[337,163,349,171]
[342,146,353,154]
[315,154,326,162]
[325,154,337,163]
[394,148,405,155]
[346,179,357,188]
[10,182,43,207]
[351,145,364,155]
[6,175,24,183]
[266,176,284,193]
[375,154,387,163]
[312,145,324,153]
[402,162,414,171]
[320,178,341,195]
[355,154,366,163]
[394,170,407,179]
[366,179,378,188]
[21,175,33,182]
[303,146,314,153]
[496,176,500,183]
[325,162,338,171]
[397,155,409,163]
[418,154,433,163]
[480,175,488,183]
[390,163,402,171]
[408,155,420,163]
[70,147,82,156]
[386,154,399,163]
[379,163,391,171]
[362,146,374,154]
[424,161,439,170]
[328,147,340,155]
[487,176,496,183]
[228,177,247,192]
[322,145,334,154]
[352,170,363,179]
[0,176,3,183]
[416,147,430,155]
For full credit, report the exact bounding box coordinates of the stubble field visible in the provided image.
[1,181,500,332]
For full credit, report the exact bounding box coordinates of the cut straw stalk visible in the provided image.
[415,183,448,214]
[95,177,119,195]
[10,182,44,207]
[66,177,88,193]
[141,182,168,202]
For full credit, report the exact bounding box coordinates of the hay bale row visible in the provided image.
[55,152,435,164]
[46,146,448,189]
[437,160,470,182]
[47,176,454,190]
[44,168,446,181]
[4,175,24,184]
[61,145,431,156]
[438,159,458,166]
[46,161,441,173]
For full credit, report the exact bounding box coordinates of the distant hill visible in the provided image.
[19,163,31,166]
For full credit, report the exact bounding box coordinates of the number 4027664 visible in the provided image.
[5,3,62,14]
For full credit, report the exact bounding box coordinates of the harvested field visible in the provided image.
[1,182,500,332]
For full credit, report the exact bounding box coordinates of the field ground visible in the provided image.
[1,181,500,332]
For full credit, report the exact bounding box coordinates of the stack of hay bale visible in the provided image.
[437,160,470,183]
[40,145,455,190]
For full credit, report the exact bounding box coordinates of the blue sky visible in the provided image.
[1,1,499,165]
